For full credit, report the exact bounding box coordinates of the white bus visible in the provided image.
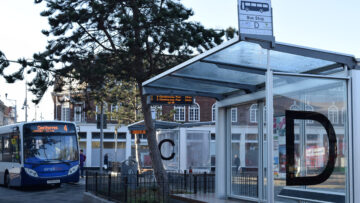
[0,121,79,187]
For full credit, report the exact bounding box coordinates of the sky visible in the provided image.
[0,0,359,122]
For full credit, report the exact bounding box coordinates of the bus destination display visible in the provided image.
[150,95,193,105]
[24,123,75,134]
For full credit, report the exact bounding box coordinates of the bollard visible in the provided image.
[194,175,197,194]
[95,172,98,195]
[85,170,88,192]
[124,177,128,202]
[108,174,111,200]
[204,172,207,194]
[137,170,139,187]
[184,170,187,191]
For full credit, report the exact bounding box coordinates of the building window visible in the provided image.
[174,106,185,121]
[74,106,82,122]
[212,103,216,122]
[250,104,258,123]
[328,103,338,124]
[305,102,314,124]
[231,107,237,122]
[290,101,300,124]
[95,102,108,120]
[151,105,162,120]
[290,101,300,111]
[189,103,200,121]
[61,103,70,121]
[111,103,119,121]
[341,107,346,124]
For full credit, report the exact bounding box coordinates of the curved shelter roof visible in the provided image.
[127,120,215,131]
[143,37,358,100]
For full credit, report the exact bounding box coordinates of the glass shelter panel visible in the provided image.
[204,41,335,73]
[186,130,211,170]
[176,61,266,86]
[273,75,347,202]
[156,129,180,170]
[230,103,259,198]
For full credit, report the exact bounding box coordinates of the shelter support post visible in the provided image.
[266,50,274,202]
[351,70,360,203]
[125,130,132,160]
[86,131,92,167]
[216,106,227,199]
[179,127,187,171]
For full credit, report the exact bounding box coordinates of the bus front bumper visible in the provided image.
[20,168,80,186]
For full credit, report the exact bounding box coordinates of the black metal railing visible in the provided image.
[231,172,258,197]
[86,170,215,202]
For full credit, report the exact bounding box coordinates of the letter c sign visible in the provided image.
[286,110,337,186]
[158,139,175,160]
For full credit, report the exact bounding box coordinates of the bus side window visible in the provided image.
[11,133,20,163]
[3,136,12,162]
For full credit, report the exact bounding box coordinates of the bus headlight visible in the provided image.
[68,165,79,175]
[24,168,39,177]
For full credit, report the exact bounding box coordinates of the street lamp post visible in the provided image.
[22,82,29,122]
[5,93,17,123]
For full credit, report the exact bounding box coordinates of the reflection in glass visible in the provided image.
[24,135,78,163]
[231,103,259,198]
[156,129,179,170]
[273,75,347,202]
[186,130,210,169]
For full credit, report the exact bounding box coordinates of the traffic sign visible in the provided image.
[238,0,273,37]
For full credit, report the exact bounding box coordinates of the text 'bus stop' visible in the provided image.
[142,36,360,202]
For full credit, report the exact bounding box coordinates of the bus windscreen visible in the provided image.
[23,123,78,164]
[24,134,78,164]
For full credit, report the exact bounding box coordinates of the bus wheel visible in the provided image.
[4,173,10,188]
[54,183,61,188]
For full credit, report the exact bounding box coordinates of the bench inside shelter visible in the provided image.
[278,188,345,203]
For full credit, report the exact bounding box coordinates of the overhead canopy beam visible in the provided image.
[303,63,343,74]
[245,38,357,69]
[170,73,257,92]
[143,86,225,100]
[201,59,266,75]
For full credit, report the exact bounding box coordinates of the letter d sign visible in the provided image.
[286,110,337,186]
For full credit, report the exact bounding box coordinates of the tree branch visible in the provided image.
[77,23,113,52]
[98,21,118,52]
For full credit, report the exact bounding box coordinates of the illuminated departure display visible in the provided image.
[24,123,76,134]
[131,130,146,134]
[150,95,193,105]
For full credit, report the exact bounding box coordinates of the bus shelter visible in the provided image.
[128,120,214,172]
[142,36,360,203]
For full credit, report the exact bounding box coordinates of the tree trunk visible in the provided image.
[134,86,142,172]
[138,82,169,198]
[134,134,142,172]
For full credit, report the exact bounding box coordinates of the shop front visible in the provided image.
[142,36,359,202]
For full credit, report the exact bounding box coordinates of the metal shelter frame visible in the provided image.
[142,36,358,202]
[143,36,357,101]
